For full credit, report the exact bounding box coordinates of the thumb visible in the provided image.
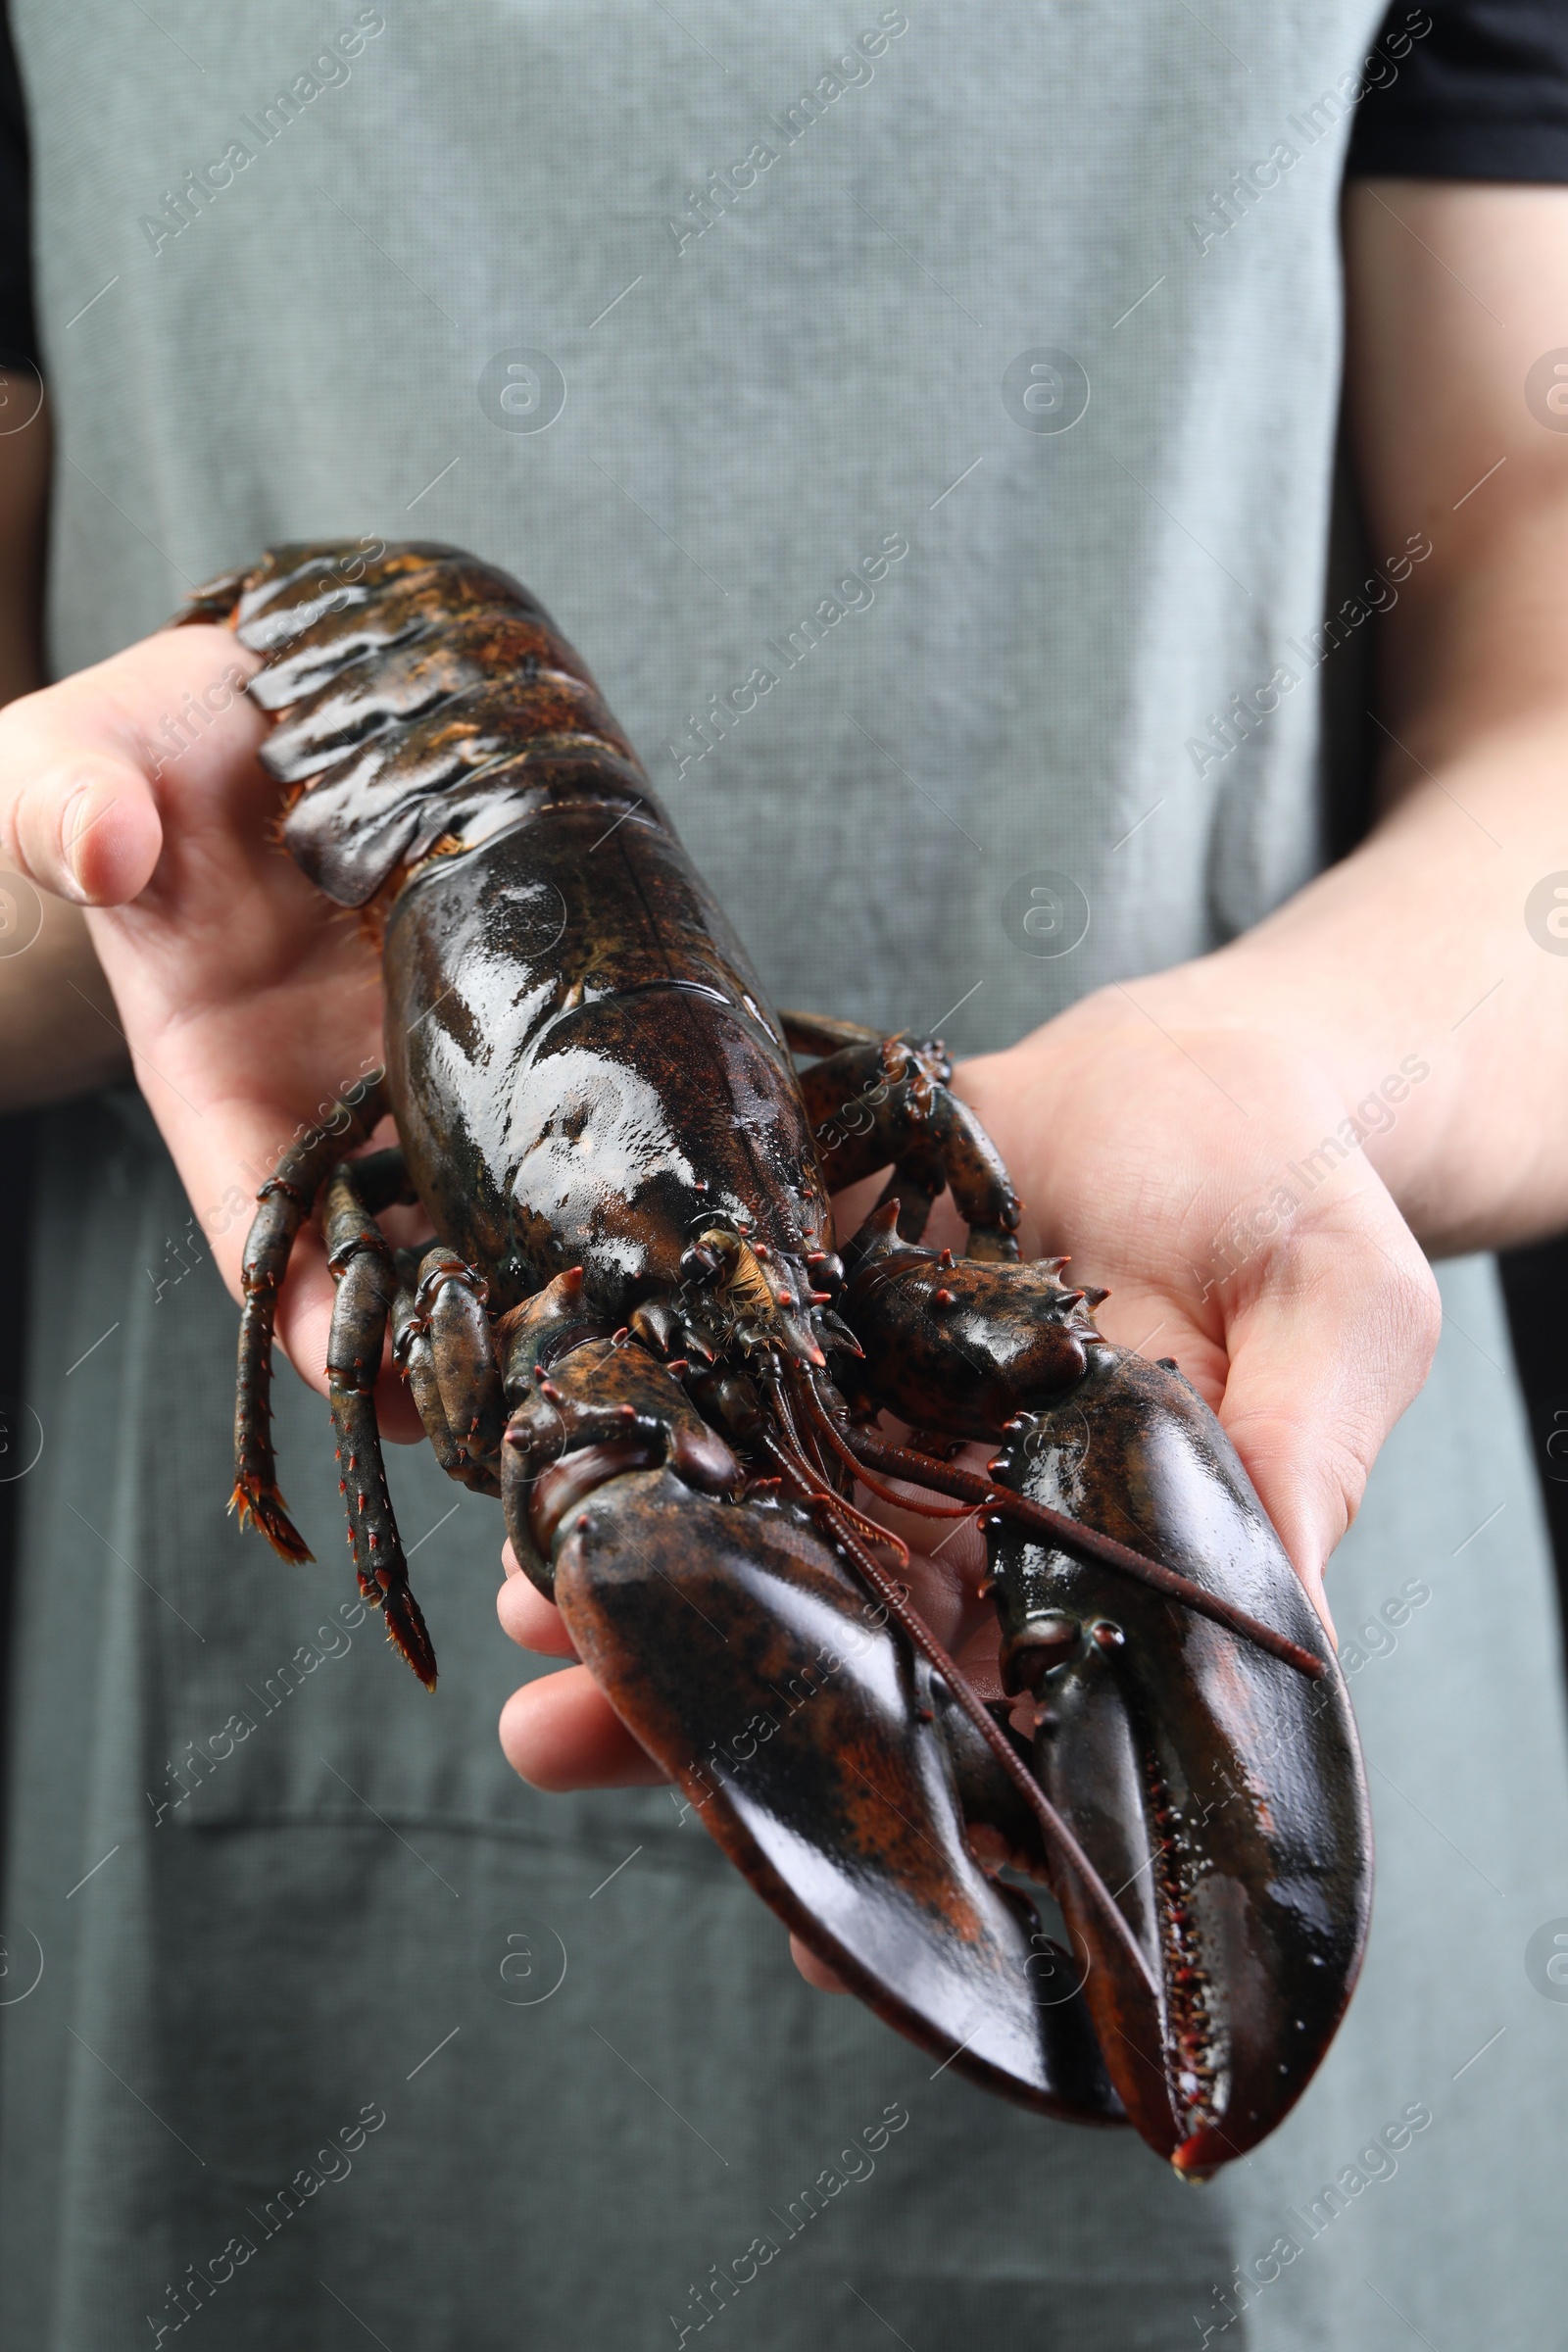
[1,732,163,905]
[0,622,256,905]
[1212,1186,1441,1634]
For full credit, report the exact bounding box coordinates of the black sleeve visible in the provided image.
[1348,0,1568,181]
[0,0,36,371]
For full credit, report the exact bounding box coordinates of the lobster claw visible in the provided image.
[989,1347,1373,2176]
[551,1467,1124,2122]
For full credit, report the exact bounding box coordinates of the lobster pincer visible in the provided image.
[980,1341,1371,2173]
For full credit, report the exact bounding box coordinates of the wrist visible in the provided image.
[1002,947,1447,1249]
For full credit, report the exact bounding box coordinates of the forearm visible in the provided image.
[1127,721,1568,1257]
[1091,182,1568,1259]
[0,368,46,705]
[0,376,128,1106]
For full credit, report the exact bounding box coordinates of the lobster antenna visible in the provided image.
[783,1369,978,1523]
[756,1413,1160,2006]
[764,1365,911,1567]
[838,1423,1325,1683]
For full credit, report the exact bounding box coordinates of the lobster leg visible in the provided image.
[391,1248,476,1489]
[231,1079,388,1559]
[391,1249,446,1445]
[322,1153,437,1689]
[779,1009,883,1055]
[785,1025,1021,1259]
[389,1246,505,1496]
[416,1247,507,1490]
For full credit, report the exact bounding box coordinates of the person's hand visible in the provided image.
[494,981,1442,1980]
[0,621,416,1432]
[958,985,1443,1622]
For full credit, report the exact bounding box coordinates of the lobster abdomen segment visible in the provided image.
[226,541,628,907]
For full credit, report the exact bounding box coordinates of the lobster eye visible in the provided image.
[1090,1619,1126,1652]
[679,1240,728,1285]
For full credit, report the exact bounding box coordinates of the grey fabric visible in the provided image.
[3,5,1566,2346]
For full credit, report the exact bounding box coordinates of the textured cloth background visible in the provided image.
[3,6,1566,2347]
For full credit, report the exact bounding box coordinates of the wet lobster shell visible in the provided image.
[180,540,1372,2172]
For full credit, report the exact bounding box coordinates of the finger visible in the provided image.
[789,1934,851,1993]
[271,1231,336,1403]
[1217,1185,1442,1631]
[499,1665,665,1790]
[0,625,259,905]
[496,1549,579,1658]
[1089,1274,1229,1408]
[858,1456,988,1615]
[373,1366,425,1446]
[2,741,163,905]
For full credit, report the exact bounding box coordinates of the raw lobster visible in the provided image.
[177,541,1370,2174]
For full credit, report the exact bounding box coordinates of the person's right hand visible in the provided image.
[0,620,415,1430]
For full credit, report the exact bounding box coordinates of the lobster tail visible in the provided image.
[178,541,648,909]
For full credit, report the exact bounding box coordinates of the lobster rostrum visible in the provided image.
[179,541,1371,2174]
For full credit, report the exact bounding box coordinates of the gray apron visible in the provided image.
[4,7,1566,2346]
